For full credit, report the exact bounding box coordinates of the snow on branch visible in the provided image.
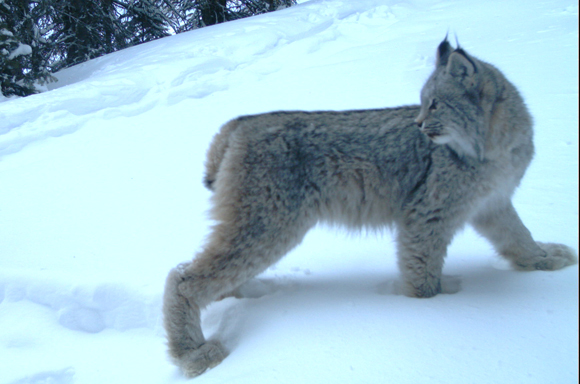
[8,43,32,60]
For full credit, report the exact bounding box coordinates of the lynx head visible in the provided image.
[416,39,500,161]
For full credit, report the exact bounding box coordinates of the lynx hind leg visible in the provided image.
[164,211,311,377]
[163,263,228,378]
[515,242,578,271]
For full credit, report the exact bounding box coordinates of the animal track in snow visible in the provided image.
[8,367,74,384]
[0,276,161,334]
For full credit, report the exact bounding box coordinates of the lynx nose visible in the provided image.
[415,111,427,127]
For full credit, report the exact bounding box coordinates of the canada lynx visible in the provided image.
[163,39,577,377]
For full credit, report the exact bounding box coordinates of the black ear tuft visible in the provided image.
[437,37,453,66]
[454,34,461,49]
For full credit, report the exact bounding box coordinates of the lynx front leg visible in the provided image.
[471,199,577,271]
[396,225,453,298]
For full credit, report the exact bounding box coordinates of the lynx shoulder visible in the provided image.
[163,39,577,378]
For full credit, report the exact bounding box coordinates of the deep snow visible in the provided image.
[0,0,578,383]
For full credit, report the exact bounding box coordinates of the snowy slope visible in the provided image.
[0,0,578,383]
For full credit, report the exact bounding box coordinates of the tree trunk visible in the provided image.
[199,0,228,26]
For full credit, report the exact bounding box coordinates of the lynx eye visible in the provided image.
[429,99,438,111]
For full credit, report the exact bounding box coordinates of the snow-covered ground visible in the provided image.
[0,0,577,383]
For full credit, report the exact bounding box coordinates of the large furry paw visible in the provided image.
[400,278,442,298]
[514,242,578,271]
[174,340,228,378]
[387,275,461,297]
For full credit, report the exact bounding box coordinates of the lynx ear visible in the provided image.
[447,50,476,79]
[436,38,453,66]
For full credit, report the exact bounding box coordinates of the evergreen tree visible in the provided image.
[198,0,228,26]
[0,25,33,96]
[123,0,172,44]
[167,0,296,30]
[48,0,124,70]
[0,0,53,97]
[163,0,200,32]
